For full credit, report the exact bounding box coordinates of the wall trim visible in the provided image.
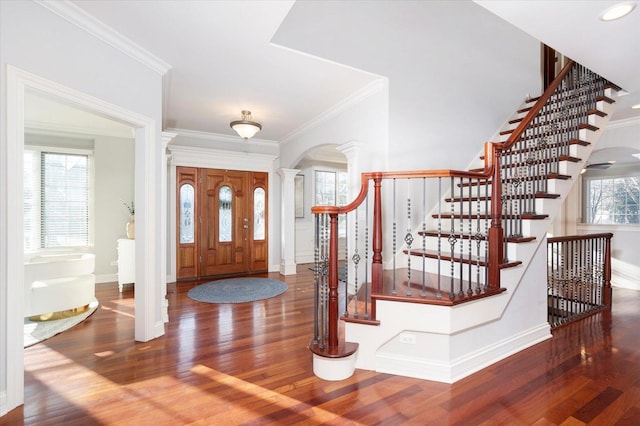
[95,273,118,284]
[606,116,640,129]
[5,65,160,413]
[168,127,279,148]
[0,391,7,417]
[169,145,278,169]
[449,323,551,382]
[34,0,171,75]
[25,119,134,139]
[375,323,551,384]
[280,78,386,144]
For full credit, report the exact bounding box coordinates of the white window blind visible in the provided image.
[41,152,89,248]
[24,150,90,250]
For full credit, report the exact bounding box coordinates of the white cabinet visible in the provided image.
[117,238,135,292]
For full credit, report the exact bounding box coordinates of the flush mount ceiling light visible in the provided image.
[632,103,640,109]
[600,2,636,21]
[230,110,262,139]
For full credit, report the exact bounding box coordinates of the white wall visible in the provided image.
[94,135,136,281]
[280,82,389,173]
[274,1,541,173]
[1,0,165,415]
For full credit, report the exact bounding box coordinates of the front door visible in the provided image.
[176,167,268,280]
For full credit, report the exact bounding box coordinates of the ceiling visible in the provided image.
[32,1,640,143]
[475,0,640,122]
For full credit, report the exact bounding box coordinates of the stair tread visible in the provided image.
[445,193,560,203]
[468,155,581,172]
[500,122,599,136]
[433,213,548,220]
[458,173,571,187]
[479,139,590,160]
[403,248,523,269]
[597,95,615,104]
[507,107,607,127]
[419,230,536,243]
[344,268,506,309]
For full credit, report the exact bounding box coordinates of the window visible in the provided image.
[179,183,195,244]
[315,170,348,206]
[219,185,232,242]
[584,175,639,224]
[24,149,91,250]
[253,187,265,240]
[315,170,349,236]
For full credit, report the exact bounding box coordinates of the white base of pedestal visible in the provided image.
[312,351,358,381]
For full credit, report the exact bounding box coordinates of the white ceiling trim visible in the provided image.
[35,0,172,75]
[25,119,134,139]
[606,116,640,130]
[168,127,279,148]
[168,145,278,169]
[280,78,387,144]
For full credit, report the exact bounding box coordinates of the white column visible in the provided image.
[337,141,362,292]
[337,141,362,199]
[278,168,301,275]
[161,131,177,324]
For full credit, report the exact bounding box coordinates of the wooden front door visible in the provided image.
[176,167,268,280]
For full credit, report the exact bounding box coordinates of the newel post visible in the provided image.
[603,233,613,311]
[327,211,340,351]
[487,143,504,289]
[370,176,383,320]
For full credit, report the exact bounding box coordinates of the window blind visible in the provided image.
[40,152,89,248]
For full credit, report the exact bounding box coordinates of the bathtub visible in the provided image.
[24,253,96,318]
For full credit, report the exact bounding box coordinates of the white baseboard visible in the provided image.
[295,254,314,264]
[376,323,551,384]
[154,321,166,339]
[611,259,640,290]
[0,391,7,417]
[449,323,551,382]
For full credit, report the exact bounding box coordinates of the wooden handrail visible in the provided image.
[497,59,575,151]
[548,232,613,243]
[311,167,495,216]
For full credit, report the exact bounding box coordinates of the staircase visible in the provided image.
[309,60,618,383]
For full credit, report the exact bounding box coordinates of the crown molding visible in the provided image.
[166,127,279,148]
[35,0,171,75]
[25,119,134,139]
[607,116,640,129]
[280,78,386,144]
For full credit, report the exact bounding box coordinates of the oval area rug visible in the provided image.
[188,277,288,304]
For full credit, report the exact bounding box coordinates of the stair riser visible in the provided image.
[426,216,548,237]
[406,238,530,266]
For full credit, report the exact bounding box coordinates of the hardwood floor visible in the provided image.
[5,266,640,425]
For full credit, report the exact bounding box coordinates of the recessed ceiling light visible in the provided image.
[600,2,636,21]
[632,103,640,109]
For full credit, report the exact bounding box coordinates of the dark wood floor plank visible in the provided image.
[4,268,640,424]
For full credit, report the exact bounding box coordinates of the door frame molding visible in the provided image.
[167,145,278,282]
[3,65,161,412]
